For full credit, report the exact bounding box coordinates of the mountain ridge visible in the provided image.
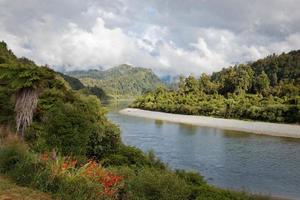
[66,64,164,98]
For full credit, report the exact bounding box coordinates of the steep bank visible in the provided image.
[120,108,300,138]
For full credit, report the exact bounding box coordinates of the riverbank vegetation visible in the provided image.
[0,41,273,199]
[132,51,300,123]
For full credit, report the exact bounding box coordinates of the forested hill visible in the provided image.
[210,50,300,94]
[132,50,300,123]
[66,64,164,98]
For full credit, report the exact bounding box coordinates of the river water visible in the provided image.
[106,102,300,199]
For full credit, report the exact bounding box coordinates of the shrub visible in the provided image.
[0,87,14,125]
[101,145,166,170]
[86,122,121,159]
[118,167,191,200]
[0,137,27,174]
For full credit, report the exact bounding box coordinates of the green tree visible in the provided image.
[235,64,254,94]
[199,73,218,94]
[184,76,199,94]
[256,71,270,95]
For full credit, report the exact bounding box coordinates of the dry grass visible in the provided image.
[0,126,15,146]
[0,127,20,147]
[0,176,52,200]
[0,126,13,139]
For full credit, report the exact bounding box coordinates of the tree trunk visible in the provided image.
[15,88,38,139]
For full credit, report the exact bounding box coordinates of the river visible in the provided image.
[106,102,300,199]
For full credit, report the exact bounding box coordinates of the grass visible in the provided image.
[0,175,52,200]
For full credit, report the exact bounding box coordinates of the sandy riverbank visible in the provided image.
[119,108,300,138]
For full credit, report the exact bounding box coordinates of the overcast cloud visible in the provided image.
[0,0,300,75]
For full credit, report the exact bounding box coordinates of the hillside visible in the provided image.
[66,64,164,98]
[132,50,300,123]
[59,73,112,102]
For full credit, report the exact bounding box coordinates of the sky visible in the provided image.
[0,0,300,76]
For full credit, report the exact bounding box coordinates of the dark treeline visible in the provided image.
[132,51,300,123]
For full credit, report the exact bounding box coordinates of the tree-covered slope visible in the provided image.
[66,64,164,98]
[58,73,85,90]
[132,51,300,123]
[59,73,112,102]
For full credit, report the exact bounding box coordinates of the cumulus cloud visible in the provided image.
[0,0,299,75]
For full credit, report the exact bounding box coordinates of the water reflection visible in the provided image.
[178,123,198,135]
[222,130,252,138]
[155,120,164,128]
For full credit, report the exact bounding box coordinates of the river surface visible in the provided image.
[106,102,300,199]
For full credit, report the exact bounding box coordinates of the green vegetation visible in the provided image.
[132,51,300,123]
[0,41,274,199]
[66,64,164,99]
[59,73,85,90]
[60,73,112,102]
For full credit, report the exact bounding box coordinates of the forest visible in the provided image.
[132,51,300,123]
[66,64,164,99]
[0,41,273,199]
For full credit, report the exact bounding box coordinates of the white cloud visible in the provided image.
[0,0,299,76]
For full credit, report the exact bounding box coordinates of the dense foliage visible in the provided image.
[66,64,164,98]
[132,51,300,123]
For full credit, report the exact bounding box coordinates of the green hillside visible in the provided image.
[132,51,300,123]
[66,64,164,98]
[59,73,112,102]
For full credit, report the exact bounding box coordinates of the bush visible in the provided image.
[0,87,14,125]
[101,145,166,170]
[116,167,191,200]
[0,139,43,186]
[26,90,121,159]
[43,102,92,156]
[0,137,27,174]
[86,122,121,159]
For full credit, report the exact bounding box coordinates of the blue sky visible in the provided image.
[0,0,299,75]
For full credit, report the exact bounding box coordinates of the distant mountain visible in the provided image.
[160,74,182,89]
[160,75,174,85]
[66,64,164,98]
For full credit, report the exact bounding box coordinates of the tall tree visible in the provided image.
[256,71,270,96]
